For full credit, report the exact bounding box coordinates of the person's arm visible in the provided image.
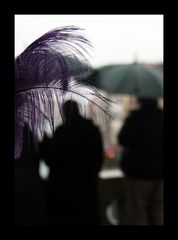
[118,114,136,147]
[39,134,53,167]
[94,128,104,173]
[118,119,129,145]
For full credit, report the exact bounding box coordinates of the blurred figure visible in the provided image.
[15,124,46,225]
[118,97,163,225]
[40,100,103,226]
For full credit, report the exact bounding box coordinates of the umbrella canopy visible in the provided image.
[88,63,163,98]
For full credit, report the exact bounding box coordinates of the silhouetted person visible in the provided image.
[40,100,103,226]
[15,124,46,225]
[118,97,163,225]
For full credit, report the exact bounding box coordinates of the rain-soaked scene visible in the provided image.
[15,15,163,226]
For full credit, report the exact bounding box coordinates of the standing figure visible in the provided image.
[118,97,163,225]
[40,100,104,226]
[15,124,46,225]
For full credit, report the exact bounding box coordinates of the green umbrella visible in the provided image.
[88,63,163,98]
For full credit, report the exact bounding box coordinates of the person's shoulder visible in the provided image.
[86,118,97,126]
[54,124,65,135]
[89,121,101,135]
[83,118,95,128]
[127,109,141,118]
[130,109,140,115]
[86,118,94,125]
[123,109,145,125]
[82,117,99,129]
[80,116,92,124]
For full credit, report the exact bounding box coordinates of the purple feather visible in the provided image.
[15,26,111,159]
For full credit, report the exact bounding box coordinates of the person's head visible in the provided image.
[62,100,80,120]
[137,97,158,108]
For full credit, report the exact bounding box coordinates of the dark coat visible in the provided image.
[15,125,46,225]
[40,115,103,225]
[118,106,163,180]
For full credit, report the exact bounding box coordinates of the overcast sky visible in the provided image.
[15,14,163,68]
